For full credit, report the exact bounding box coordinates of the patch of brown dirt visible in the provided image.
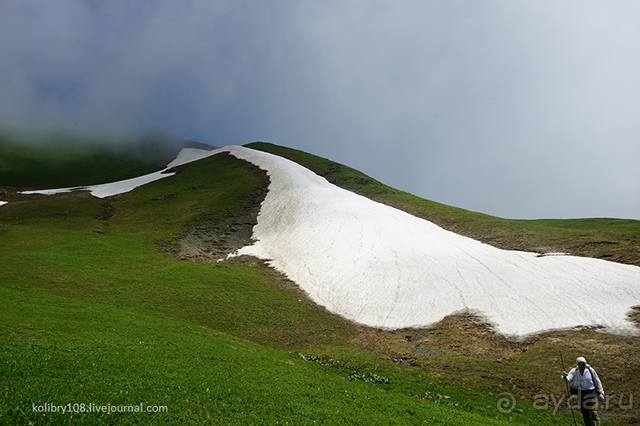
[347,311,640,422]
[171,157,268,262]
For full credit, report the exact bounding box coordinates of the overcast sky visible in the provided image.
[1,1,638,219]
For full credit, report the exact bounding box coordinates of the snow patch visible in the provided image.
[226,146,640,337]
[166,147,222,169]
[20,147,224,199]
[0,201,7,207]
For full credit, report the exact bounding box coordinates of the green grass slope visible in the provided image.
[0,153,569,424]
[0,131,183,189]
[247,142,640,267]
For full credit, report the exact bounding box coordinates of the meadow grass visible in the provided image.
[0,153,573,424]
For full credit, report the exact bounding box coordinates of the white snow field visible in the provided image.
[227,147,640,337]
[20,147,225,198]
[18,145,640,336]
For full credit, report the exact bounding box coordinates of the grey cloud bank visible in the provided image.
[0,0,638,219]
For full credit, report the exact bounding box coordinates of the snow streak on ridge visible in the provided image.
[20,148,225,198]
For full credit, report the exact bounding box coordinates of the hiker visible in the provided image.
[562,356,604,426]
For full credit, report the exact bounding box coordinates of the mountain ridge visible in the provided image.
[247,142,640,268]
[2,141,639,422]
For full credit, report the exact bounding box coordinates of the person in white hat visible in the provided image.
[562,356,604,426]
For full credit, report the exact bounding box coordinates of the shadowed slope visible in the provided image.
[0,131,183,188]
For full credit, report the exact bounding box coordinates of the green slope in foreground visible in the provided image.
[0,153,571,424]
[247,142,640,267]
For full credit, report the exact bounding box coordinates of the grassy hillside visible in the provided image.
[0,131,183,189]
[1,153,570,424]
[247,142,640,267]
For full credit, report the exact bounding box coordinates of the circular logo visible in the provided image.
[496,392,516,413]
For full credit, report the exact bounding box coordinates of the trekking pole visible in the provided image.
[559,352,578,426]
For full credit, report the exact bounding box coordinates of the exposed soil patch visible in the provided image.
[350,312,640,423]
[178,211,260,261]
[172,154,269,262]
[629,306,640,327]
[97,200,113,221]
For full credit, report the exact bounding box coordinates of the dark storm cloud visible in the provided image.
[0,0,638,218]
